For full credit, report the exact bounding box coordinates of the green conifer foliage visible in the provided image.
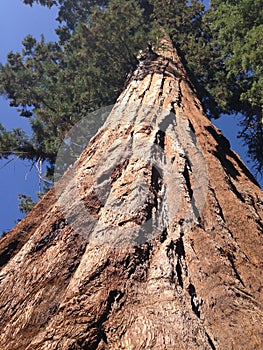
[205,0,263,173]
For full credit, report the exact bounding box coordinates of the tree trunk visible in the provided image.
[0,38,262,350]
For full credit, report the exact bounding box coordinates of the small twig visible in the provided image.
[0,157,16,170]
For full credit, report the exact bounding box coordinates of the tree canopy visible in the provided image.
[206,0,263,174]
[0,0,262,203]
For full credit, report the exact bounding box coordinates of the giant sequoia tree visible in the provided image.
[0,36,262,349]
[0,0,262,187]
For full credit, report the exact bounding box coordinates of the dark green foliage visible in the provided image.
[18,188,49,214]
[23,0,110,29]
[0,123,35,160]
[18,194,36,214]
[205,0,263,173]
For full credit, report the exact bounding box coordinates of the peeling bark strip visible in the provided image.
[0,38,263,350]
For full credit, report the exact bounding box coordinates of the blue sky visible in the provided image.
[0,0,58,232]
[0,0,261,233]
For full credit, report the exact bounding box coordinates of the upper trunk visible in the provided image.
[0,38,262,350]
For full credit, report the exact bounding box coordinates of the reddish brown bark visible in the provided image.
[0,38,262,350]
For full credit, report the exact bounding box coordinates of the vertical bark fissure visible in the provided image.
[205,332,217,350]
[138,77,153,102]
[175,77,183,108]
[158,60,169,105]
[95,290,125,346]
[187,283,202,319]
[227,252,245,287]
[226,176,246,203]
[165,240,177,285]
[150,165,163,213]
[208,187,236,239]
[165,225,188,289]
[209,187,226,223]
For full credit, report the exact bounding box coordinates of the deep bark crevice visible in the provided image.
[227,177,246,203]
[95,290,125,345]
[154,130,165,149]
[183,162,193,199]
[158,60,169,103]
[175,236,187,287]
[176,78,182,107]
[119,243,153,282]
[182,160,201,220]
[256,219,263,233]
[188,120,195,134]
[150,165,163,211]
[206,332,217,350]
[31,218,68,254]
[110,159,130,184]
[209,187,225,222]
[166,236,187,287]
[166,240,177,284]
[187,283,202,319]
[81,259,111,290]
[175,259,183,287]
[0,240,19,268]
[227,252,245,287]
[159,228,168,243]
